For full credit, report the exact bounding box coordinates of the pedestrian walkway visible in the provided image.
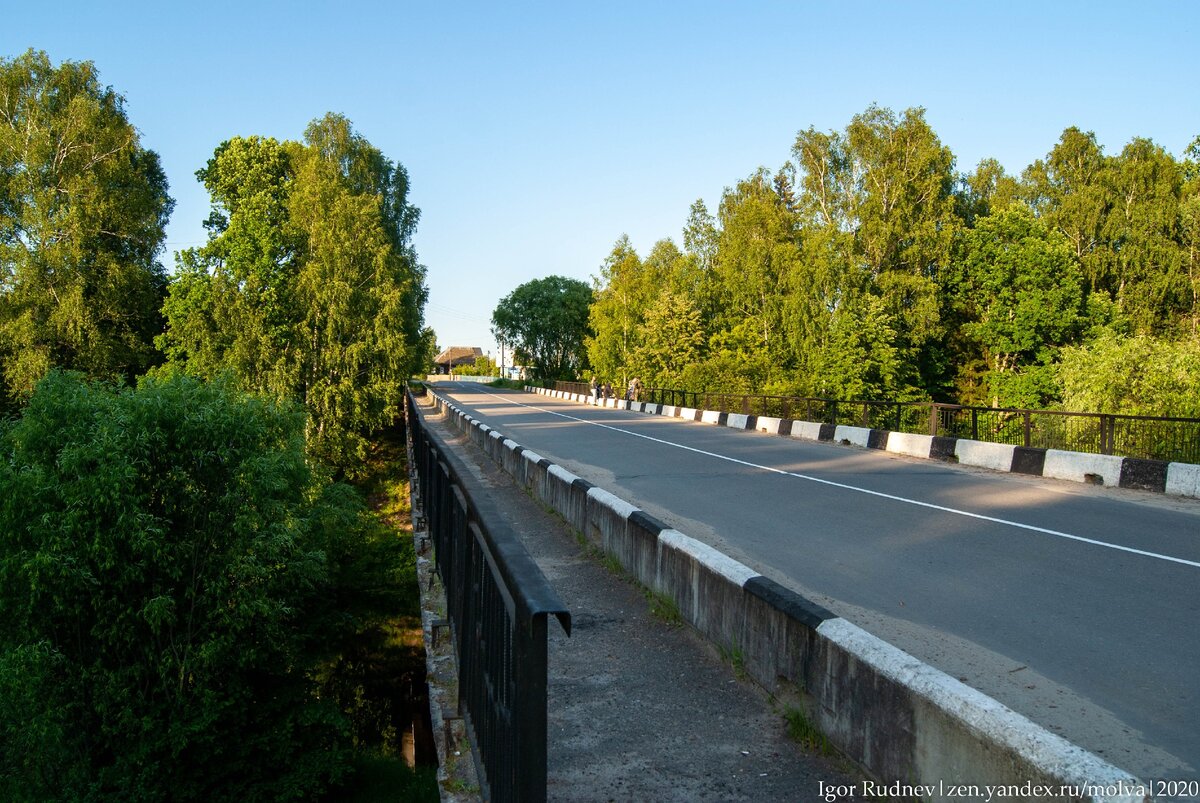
[425,410,870,802]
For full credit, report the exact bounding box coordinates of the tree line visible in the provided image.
[1,50,433,799]
[498,106,1200,418]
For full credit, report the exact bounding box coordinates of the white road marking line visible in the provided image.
[464,386,1200,570]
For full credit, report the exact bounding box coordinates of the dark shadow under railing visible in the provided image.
[405,389,570,803]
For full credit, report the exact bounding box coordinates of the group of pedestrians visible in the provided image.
[589,376,642,403]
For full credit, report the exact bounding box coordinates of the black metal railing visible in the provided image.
[405,390,570,803]
[542,381,1200,463]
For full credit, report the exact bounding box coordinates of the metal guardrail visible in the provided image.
[405,389,570,803]
[546,381,1200,464]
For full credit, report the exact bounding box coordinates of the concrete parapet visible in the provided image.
[584,486,637,554]
[955,440,1016,472]
[790,420,824,441]
[1043,450,1124,487]
[523,450,550,497]
[700,409,724,426]
[726,413,754,430]
[755,415,784,434]
[1166,462,1200,497]
[834,425,872,448]
[886,431,935,459]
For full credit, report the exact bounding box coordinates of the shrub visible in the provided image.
[0,371,370,801]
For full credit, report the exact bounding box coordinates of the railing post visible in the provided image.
[971,409,978,441]
[1023,411,1032,448]
[929,404,938,437]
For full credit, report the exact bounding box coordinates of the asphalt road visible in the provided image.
[431,382,1200,785]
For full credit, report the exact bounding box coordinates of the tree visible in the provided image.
[586,236,648,386]
[1058,332,1200,418]
[159,114,428,472]
[955,158,1020,226]
[1182,136,1200,333]
[629,290,705,388]
[1022,128,1112,292]
[1101,137,1187,334]
[0,371,369,800]
[949,205,1085,407]
[792,106,958,396]
[0,50,173,410]
[491,276,592,381]
[814,294,901,400]
[709,169,799,377]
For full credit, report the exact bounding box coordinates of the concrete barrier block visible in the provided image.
[754,415,783,434]
[656,529,757,644]
[1166,462,1200,498]
[1011,446,1047,476]
[834,425,872,447]
[700,409,723,425]
[1043,450,1124,487]
[886,432,934,459]
[740,577,835,696]
[679,407,702,421]
[624,510,667,586]
[930,435,958,461]
[1127,456,1177,490]
[726,413,753,430]
[661,405,680,417]
[815,618,1144,803]
[790,420,823,441]
[585,487,637,553]
[542,464,579,525]
[955,439,1016,472]
[501,439,525,482]
[523,451,549,495]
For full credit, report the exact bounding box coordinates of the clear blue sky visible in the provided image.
[6,1,1198,361]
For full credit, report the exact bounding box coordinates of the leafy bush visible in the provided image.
[1058,332,1200,417]
[0,372,375,801]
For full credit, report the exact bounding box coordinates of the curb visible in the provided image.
[426,389,1149,803]
[528,387,1199,499]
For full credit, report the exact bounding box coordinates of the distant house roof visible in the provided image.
[434,346,483,366]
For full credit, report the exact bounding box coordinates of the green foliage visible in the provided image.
[586,236,659,386]
[0,50,173,410]
[159,114,428,473]
[629,290,705,388]
[451,354,498,376]
[784,705,833,755]
[948,205,1085,407]
[709,170,798,374]
[491,275,593,381]
[1058,333,1200,417]
[0,371,378,801]
[587,107,1199,415]
[813,294,901,400]
[324,755,438,803]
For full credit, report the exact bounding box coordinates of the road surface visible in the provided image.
[431,382,1200,785]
